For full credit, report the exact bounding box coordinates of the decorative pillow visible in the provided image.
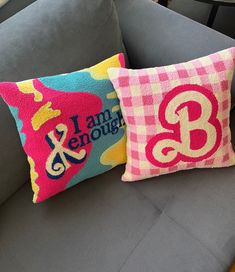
[108,48,235,182]
[0,54,126,203]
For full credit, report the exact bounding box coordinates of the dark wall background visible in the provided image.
[0,0,36,23]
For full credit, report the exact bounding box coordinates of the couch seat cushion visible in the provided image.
[1,112,235,271]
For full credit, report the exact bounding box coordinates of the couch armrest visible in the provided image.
[115,0,235,107]
[0,100,29,205]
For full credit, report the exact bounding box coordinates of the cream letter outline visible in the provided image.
[45,124,87,179]
[146,84,222,168]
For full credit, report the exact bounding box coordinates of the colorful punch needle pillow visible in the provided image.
[108,48,235,182]
[0,54,126,203]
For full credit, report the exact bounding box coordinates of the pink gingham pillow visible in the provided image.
[108,48,235,182]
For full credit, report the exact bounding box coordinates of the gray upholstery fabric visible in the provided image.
[0,0,125,204]
[1,1,235,271]
[0,0,36,23]
[0,112,234,272]
[115,0,235,108]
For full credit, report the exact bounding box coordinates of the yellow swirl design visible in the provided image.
[17,80,43,102]
[28,156,39,203]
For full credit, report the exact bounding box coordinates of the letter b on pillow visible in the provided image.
[108,48,235,182]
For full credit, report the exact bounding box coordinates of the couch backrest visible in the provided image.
[115,0,235,107]
[0,0,125,204]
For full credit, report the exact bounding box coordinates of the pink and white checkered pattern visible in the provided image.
[108,47,235,182]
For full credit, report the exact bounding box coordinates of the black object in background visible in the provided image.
[158,0,168,7]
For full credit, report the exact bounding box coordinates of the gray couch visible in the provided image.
[0,0,235,271]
